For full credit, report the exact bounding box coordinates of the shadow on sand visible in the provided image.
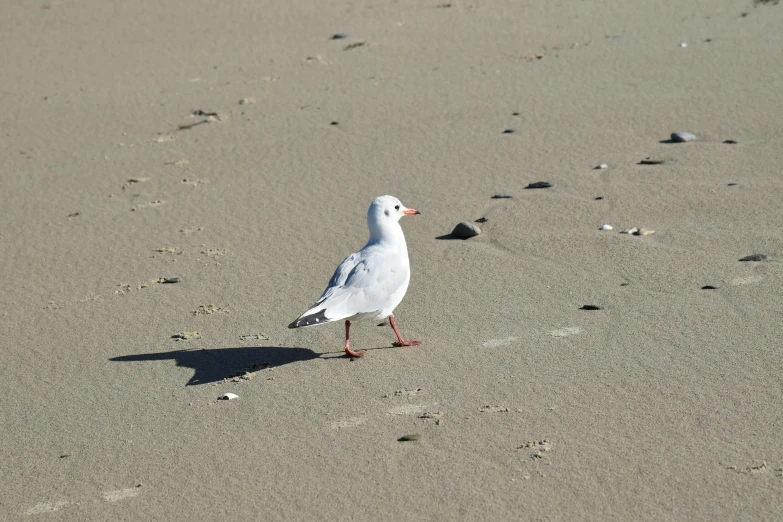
[110,346,323,386]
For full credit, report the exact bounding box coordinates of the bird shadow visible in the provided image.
[110,344,406,385]
[110,345,322,386]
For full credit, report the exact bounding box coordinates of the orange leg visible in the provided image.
[389,315,422,347]
[343,320,367,358]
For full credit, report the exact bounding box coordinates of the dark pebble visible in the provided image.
[475,217,488,223]
[451,221,481,239]
[491,193,513,199]
[60,454,71,459]
[580,305,603,310]
[331,33,348,40]
[525,181,552,189]
[739,254,768,262]
[502,129,516,134]
[701,285,718,290]
[727,183,737,186]
[330,121,339,126]
[639,158,665,165]
[620,283,629,286]
[723,140,738,144]
[512,112,520,116]
[671,132,696,143]
[398,435,421,442]
[594,196,604,200]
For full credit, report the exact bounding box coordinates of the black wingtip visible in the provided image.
[288,308,329,329]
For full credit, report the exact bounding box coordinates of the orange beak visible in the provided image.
[403,209,421,216]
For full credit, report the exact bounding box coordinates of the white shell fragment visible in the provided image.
[595,164,608,170]
[218,393,238,401]
[600,224,613,231]
[620,227,639,235]
[680,42,687,48]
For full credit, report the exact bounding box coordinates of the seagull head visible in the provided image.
[367,195,420,240]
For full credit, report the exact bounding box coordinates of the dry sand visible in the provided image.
[2,0,783,519]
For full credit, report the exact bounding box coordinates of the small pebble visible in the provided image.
[451,222,481,239]
[330,121,339,126]
[475,217,488,223]
[620,282,630,287]
[701,285,718,290]
[680,42,688,48]
[594,196,604,200]
[671,132,696,143]
[599,224,613,231]
[620,227,639,235]
[218,393,238,401]
[595,164,608,170]
[633,228,655,236]
[727,183,737,186]
[238,97,256,105]
[525,181,553,189]
[491,193,513,199]
[502,129,516,134]
[739,254,767,262]
[331,33,348,40]
[723,140,738,144]
[160,277,181,284]
[398,434,420,442]
[512,112,520,116]
[639,158,665,165]
[580,305,603,311]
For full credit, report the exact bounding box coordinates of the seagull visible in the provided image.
[288,195,422,358]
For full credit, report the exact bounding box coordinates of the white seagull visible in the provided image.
[288,195,422,357]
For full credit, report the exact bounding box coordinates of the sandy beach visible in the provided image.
[2,0,782,519]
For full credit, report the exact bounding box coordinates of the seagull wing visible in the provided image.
[288,248,407,328]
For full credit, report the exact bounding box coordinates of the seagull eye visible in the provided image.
[394,205,400,210]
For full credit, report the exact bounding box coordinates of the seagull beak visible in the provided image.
[403,209,421,216]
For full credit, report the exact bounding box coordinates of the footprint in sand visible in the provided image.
[130,200,164,211]
[114,282,149,295]
[192,304,229,316]
[518,439,553,461]
[103,487,141,502]
[548,327,582,338]
[332,416,367,429]
[26,500,71,515]
[731,276,762,286]
[387,403,436,416]
[479,405,509,413]
[26,486,140,515]
[382,388,422,398]
[482,337,518,348]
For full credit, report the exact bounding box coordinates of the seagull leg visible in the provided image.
[343,320,367,358]
[389,315,422,347]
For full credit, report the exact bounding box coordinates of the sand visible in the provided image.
[2,0,782,519]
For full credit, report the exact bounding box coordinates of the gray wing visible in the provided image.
[288,249,407,328]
